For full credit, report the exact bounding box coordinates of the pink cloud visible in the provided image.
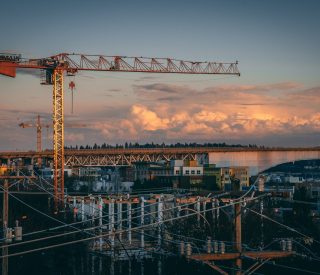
[64,133,85,142]
[131,105,170,131]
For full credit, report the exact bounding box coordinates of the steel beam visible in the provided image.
[188,251,294,261]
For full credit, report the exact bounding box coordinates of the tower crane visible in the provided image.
[19,115,50,155]
[0,52,240,207]
[19,114,86,165]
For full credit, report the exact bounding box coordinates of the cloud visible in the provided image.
[194,111,227,123]
[133,82,299,107]
[2,80,318,149]
[82,81,319,145]
[183,122,213,134]
[131,105,170,131]
[135,76,159,82]
[105,88,122,92]
[124,100,320,142]
[216,82,302,92]
[65,133,85,142]
[285,87,320,103]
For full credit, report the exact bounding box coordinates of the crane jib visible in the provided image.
[0,51,240,209]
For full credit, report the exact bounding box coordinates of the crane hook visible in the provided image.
[68,80,76,114]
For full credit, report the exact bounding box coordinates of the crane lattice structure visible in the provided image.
[19,114,86,165]
[19,115,50,155]
[0,53,240,206]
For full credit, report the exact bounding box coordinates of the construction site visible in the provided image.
[1,1,320,273]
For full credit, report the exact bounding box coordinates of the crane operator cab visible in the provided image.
[39,59,68,85]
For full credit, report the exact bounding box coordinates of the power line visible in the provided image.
[4,175,319,273]
[262,260,320,275]
[215,263,263,275]
[248,208,320,245]
[0,193,192,247]
[0,194,268,259]
[12,171,189,233]
[0,170,262,249]
[7,169,240,242]
[30,168,254,225]
[0,185,209,248]
[276,198,320,206]
[0,184,104,245]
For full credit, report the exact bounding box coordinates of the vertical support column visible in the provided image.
[174,197,178,218]
[91,197,96,225]
[89,197,93,220]
[141,196,145,225]
[216,199,220,229]
[109,199,115,233]
[207,237,212,253]
[157,195,163,247]
[98,196,103,250]
[73,196,77,221]
[3,180,9,229]
[186,243,192,256]
[2,179,9,275]
[179,241,185,256]
[196,197,201,224]
[234,203,242,275]
[63,195,67,210]
[212,199,215,224]
[127,201,132,244]
[140,196,145,248]
[36,114,42,166]
[30,158,35,176]
[117,197,122,240]
[260,200,264,248]
[81,198,85,222]
[53,69,65,208]
[109,199,115,248]
[98,196,103,227]
[203,201,207,225]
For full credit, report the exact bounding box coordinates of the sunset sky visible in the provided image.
[1,0,319,150]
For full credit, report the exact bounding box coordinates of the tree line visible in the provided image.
[65,142,262,150]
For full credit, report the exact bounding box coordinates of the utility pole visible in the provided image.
[234,203,242,275]
[186,197,295,274]
[2,179,9,275]
[1,173,31,275]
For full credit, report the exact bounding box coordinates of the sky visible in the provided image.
[0,0,320,150]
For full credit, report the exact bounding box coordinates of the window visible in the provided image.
[197,170,201,175]
[176,170,180,175]
[191,170,195,175]
[186,170,190,175]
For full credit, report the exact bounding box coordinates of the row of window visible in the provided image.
[175,170,202,175]
[185,170,201,175]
